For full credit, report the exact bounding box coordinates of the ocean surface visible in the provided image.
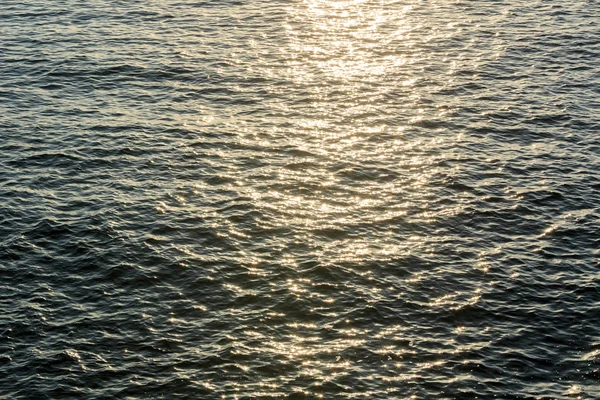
[1,0,599,398]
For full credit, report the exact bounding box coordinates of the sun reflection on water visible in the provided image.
[285,0,413,83]
[178,0,500,396]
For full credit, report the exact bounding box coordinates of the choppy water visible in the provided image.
[1,0,600,398]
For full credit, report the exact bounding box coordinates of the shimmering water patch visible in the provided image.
[1,0,600,399]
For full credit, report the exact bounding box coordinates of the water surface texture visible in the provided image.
[2,0,600,398]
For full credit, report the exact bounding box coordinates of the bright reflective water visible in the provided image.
[1,0,599,398]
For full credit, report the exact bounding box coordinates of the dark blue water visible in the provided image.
[1,0,599,398]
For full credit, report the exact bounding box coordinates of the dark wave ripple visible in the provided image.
[1,0,600,399]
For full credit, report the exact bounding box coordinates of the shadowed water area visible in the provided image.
[1,0,600,398]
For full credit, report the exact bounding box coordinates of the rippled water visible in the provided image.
[2,0,600,398]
